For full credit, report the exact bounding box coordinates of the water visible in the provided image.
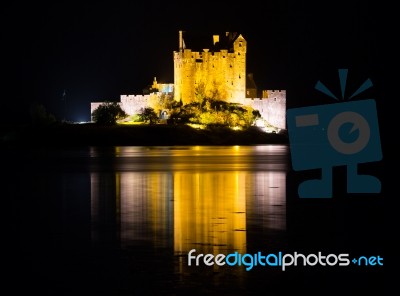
[5,145,386,295]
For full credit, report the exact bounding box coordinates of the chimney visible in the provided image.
[213,35,220,45]
[179,31,183,52]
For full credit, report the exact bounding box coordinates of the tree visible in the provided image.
[29,102,57,126]
[139,107,159,124]
[194,82,206,104]
[149,93,175,115]
[91,102,127,125]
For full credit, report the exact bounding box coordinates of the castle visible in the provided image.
[91,31,286,130]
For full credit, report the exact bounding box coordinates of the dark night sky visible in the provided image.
[3,0,384,123]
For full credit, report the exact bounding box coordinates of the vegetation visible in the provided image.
[29,102,57,126]
[126,114,142,122]
[167,98,261,128]
[92,90,268,130]
[144,83,261,128]
[91,102,127,125]
[138,107,159,124]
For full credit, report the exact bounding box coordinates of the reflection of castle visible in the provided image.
[90,146,287,253]
[91,31,286,129]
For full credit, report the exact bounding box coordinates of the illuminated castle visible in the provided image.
[174,31,246,104]
[91,31,286,129]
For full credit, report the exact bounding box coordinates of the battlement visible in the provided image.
[174,48,237,60]
[120,94,150,103]
[262,89,286,98]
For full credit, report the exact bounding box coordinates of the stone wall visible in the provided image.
[244,90,287,130]
[120,94,151,115]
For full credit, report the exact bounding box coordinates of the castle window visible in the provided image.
[239,43,242,47]
[230,64,232,68]
[238,53,240,56]
[223,56,225,58]
[239,75,241,79]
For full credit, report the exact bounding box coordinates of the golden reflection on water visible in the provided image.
[174,171,247,255]
[90,146,287,259]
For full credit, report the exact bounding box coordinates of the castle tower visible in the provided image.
[231,34,246,103]
[173,31,247,105]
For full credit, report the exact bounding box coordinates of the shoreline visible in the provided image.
[0,123,289,148]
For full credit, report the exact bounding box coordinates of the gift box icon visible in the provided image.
[287,70,382,198]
